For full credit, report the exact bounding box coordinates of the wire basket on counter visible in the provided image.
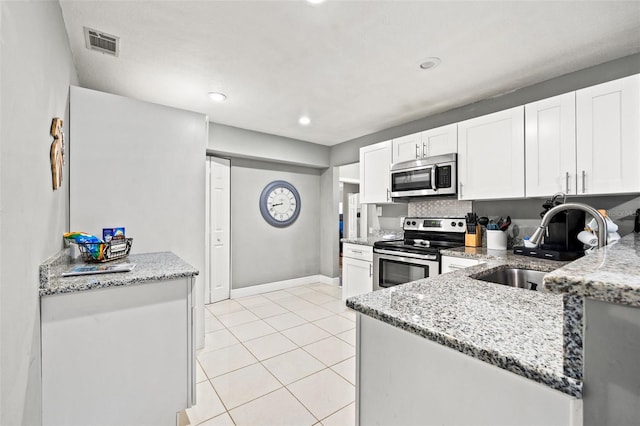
[75,238,133,263]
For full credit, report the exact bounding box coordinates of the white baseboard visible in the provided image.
[316,275,340,287]
[231,274,339,298]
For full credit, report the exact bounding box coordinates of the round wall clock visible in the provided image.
[259,180,301,227]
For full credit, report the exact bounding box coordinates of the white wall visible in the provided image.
[209,124,342,284]
[231,159,322,288]
[338,162,360,183]
[69,86,207,348]
[0,1,78,424]
[320,166,340,278]
[209,122,330,168]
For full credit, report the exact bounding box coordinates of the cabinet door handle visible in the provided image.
[565,172,570,194]
[422,143,428,158]
[415,144,420,159]
[369,263,372,278]
[459,182,463,198]
[387,189,390,201]
[582,170,586,193]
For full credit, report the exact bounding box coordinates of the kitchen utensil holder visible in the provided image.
[465,231,482,247]
[486,230,507,250]
[73,238,133,263]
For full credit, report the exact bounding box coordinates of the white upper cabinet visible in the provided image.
[392,133,423,163]
[391,124,457,163]
[457,106,525,200]
[360,140,393,204]
[422,123,458,157]
[576,74,640,195]
[525,92,577,197]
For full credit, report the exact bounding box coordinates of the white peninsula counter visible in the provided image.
[39,251,198,426]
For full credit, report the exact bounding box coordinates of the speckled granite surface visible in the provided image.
[562,294,584,381]
[544,233,640,307]
[40,250,198,296]
[347,257,582,397]
[340,237,381,247]
[442,246,572,266]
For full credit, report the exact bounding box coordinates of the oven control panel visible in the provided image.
[403,217,466,233]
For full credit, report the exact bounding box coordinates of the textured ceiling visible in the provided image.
[59,1,640,146]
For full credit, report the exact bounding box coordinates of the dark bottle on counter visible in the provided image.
[635,209,640,233]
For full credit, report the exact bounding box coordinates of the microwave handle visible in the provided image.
[431,166,437,191]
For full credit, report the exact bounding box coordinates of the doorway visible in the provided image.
[338,163,361,285]
[206,156,231,303]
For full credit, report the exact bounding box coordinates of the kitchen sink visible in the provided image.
[473,268,548,291]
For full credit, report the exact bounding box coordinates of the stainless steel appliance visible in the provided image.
[390,153,457,199]
[373,217,466,290]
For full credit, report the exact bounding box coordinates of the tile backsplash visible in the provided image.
[408,199,473,217]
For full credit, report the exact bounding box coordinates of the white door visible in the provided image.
[423,123,458,157]
[525,92,577,197]
[576,74,640,195]
[342,257,372,300]
[347,193,359,239]
[359,140,392,203]
[457,106,525,200]
[208,157,231,303]
[392,133,421,163]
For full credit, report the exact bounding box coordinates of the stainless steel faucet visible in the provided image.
[529,202,608,248]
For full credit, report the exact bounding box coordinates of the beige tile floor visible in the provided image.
[186,283,356,426]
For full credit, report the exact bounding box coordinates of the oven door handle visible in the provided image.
[374,249,438,261]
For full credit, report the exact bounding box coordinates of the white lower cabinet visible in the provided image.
[441,255,485,274]
[356,314,582,426]
[342,243,373,300]
[41,278,195,426]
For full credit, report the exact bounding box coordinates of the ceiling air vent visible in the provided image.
[84,27,119,57]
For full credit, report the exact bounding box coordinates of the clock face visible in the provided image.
[259,181,301,227]
[267,187,296,222]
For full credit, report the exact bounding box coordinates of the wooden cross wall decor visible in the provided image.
[50,118,64,190]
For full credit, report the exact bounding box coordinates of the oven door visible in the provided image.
[373,249,440,290]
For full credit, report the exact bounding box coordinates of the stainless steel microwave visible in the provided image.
[390,153,457,199]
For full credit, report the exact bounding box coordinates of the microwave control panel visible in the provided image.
[436,165,452,188]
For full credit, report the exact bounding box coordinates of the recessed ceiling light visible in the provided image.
[208,92,227,102]
[307,0,326,4]
[299,116,311,126]
[419,57,441,70]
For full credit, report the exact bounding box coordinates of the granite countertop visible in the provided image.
[340,237,380,247]
[40,250,199,296]
[347,256,582,397]
[341,235,405,247]
[441,246,573,266]
[544,232,640,307]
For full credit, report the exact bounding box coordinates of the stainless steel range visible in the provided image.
[373,217,466,290]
